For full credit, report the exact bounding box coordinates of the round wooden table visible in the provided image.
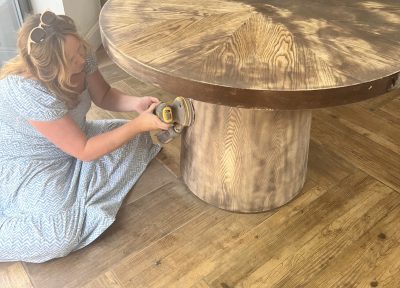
[100,0,400,212]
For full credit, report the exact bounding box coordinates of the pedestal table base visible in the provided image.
[181,100,312,213]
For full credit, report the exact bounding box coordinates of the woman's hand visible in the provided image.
[135,96,160,113]
[135,103,171,132]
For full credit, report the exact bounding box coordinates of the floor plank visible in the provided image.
[24,180,208,288]
[380,95,400,120]
[356,89,400,110]
[156,135,182,176]
[86,103,115,120]
[190,279,212,288]
[312,110,400,193]
[123,158,175,206]
[305,204,400,288]
[201,172,399,287]
[82,271,123,288]
[323,104,400,155]
[0,263,33,288]
[234,176,400,287]
[111,180,319,288]
[307,139,357,189]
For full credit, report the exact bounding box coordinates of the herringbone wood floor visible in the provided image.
[1,47,400,288]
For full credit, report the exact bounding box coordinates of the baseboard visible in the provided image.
[85,21,102,50]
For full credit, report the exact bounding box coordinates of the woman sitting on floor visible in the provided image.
[0,11,170,263]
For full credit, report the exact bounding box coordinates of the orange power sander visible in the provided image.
[153,96,195,144]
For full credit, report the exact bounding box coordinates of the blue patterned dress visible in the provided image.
[0,53,161,263]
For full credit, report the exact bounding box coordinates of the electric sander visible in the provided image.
[153,96,195,144]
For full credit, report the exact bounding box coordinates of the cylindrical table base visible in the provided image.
[181,100,312,213]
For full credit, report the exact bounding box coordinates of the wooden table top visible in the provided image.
[99,0,400,109]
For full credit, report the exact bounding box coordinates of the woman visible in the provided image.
[0,11,170,263]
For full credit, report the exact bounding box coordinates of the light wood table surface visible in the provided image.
[100,0,400,212]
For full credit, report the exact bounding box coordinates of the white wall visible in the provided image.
[30,0,101,49]
[30,0,65,15]
[62,0,101,48]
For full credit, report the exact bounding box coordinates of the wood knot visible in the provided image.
[370,280,379,287]
[377,233,386,240]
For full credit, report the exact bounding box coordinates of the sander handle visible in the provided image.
[154,103,174,124]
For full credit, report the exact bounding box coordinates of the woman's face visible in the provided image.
[64,34,86,75]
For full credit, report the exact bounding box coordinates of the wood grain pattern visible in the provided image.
[0,263,32,288]
[358,88,400,110]
[181,100,312,212]
[303,204,400,288]
[190,280,211,288]
[100,0,400,109]
[3,47,400,288]
[24,181,208,288]
[322,104,400,154]
[311,110,400,192]
[307,140,357,189]
[223,175,400,288]
[123,159,175,206]
[109,181,318,288]
[82,272,122,288]
[200,172,399,287]
[380,92,400,118]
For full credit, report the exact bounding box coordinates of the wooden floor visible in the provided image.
[1,47,400,288]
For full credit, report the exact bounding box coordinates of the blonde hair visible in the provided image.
[0,13,89,108]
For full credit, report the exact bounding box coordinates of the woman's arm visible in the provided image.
[86,70,155,112]
[28,103,169,162]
